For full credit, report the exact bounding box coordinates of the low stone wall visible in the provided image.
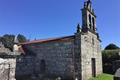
[0,56,41,80]
[113,60,120,73]
[0,62,10,80]
[114,68,120,80]
[0,58,16,80]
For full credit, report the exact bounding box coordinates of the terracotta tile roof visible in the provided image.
[20,35,74,45]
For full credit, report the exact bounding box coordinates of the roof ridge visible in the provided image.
[20,35,74,45]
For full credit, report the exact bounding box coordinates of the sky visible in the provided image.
[0,0,120,48]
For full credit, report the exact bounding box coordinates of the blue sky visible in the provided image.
[0,0,120,48]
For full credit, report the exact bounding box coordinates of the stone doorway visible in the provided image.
[91,58,96,77]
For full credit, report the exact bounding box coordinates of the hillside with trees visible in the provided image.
[102,43,120,74]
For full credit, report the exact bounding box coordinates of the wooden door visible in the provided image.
[91,58,96,77]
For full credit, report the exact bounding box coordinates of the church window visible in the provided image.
[92,17,95,30]
[84,36,88,42]
[89,14,92,28]
[40,59,46,73]
[92,38,94,45]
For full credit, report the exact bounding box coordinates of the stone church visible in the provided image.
[21,0,103,80]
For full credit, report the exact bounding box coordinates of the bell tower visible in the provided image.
[82,0,96,33]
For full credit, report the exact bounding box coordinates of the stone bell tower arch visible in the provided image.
[81,0,96,33]
[79,0,103,80]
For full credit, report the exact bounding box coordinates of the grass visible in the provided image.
[89,73,113,80]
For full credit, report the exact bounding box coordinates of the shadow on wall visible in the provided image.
[15,55,42,80]
[15,55,73,80]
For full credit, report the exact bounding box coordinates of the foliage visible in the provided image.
[102,50,119,60]
[0,34,27,51]
[102,49,120,74]
[103,43,120,74]
[105,43,119,50]
[0,34,15,51]
[17,34,27,43]
[89,74,113,80]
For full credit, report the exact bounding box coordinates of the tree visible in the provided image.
[103,43,120,74]
[0,34,27,51]
[105,43,119,50]
[102,50,120,74]
[17,34,27,43]
[0,34,15,51]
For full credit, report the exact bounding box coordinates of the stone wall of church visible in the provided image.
[0,56,42,80]
[24,39,75,79]
[81,32,102,80]
[15,56,38,77]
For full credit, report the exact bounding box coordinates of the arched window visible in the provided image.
[40,59,46,73]
[92,38,94,45]
[92,17,95,31]
[89,14,92,28]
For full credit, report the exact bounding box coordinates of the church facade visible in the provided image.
[21,0,102,80]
